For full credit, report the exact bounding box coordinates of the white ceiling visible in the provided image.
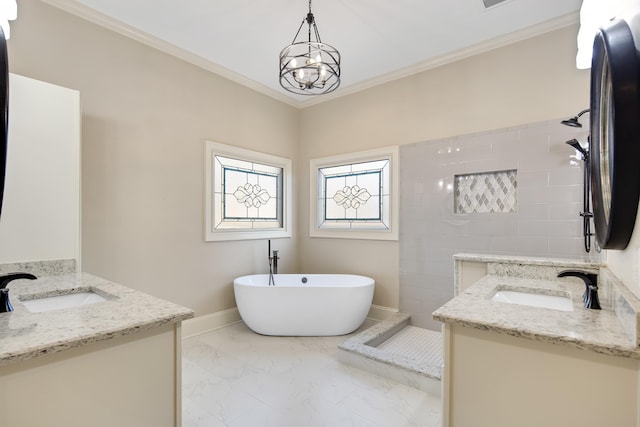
[43,0,582,107]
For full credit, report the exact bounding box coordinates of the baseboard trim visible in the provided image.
[182,304,396,339]
[182,308,242,339]
[367,304,399,321]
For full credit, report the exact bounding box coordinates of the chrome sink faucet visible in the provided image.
[557,270,600,310]
[0,272,37,313]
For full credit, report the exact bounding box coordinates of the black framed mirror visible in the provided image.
[590,19,640,249]
[0,26,7,219]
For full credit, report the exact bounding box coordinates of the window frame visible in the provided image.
[309,146,399,240]
[204,141,292,241]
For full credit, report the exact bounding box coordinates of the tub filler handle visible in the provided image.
[268,240,278,286]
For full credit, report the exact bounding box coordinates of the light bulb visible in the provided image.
[290,58,297,68]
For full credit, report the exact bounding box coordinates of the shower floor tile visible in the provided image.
[182,321,441,427]
[377,325,443,368]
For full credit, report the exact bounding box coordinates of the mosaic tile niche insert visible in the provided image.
[454,169,517,214]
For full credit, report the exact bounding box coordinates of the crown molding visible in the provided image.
[40,1,579,110]
[296,11,580,108]
[40,0,300,107]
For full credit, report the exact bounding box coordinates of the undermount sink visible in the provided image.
[491,289,573,311]
[20,291,107,313]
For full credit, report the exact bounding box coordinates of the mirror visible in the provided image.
[0,27,7,219]
[590,19,640,249]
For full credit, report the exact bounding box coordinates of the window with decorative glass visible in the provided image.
[204,141,291,241]
[310,147,398,240]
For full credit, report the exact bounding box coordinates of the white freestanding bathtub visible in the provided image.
[233,274,374,336]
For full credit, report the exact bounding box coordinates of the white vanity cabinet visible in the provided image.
[0,273,193,427]
[0,324,183,427]
[442,323,639,427]
[436,254,640,427]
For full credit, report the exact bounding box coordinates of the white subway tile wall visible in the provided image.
[399,120,602,330]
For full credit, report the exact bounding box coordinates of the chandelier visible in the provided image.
[279,0,341,95]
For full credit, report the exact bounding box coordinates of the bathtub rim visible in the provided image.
[233,273,375,288]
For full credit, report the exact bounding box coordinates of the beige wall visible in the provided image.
[298,25,590,309]
[8,0,300,316]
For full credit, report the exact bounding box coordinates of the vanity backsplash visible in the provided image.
[0,259,77,277]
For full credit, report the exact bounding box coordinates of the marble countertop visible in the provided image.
[0,272,194,367]
[433,273,640,359]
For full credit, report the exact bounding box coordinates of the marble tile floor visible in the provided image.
[182,321,442,427]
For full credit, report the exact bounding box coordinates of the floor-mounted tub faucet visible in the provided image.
[557,270,600,309]
[268,240,279,286]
